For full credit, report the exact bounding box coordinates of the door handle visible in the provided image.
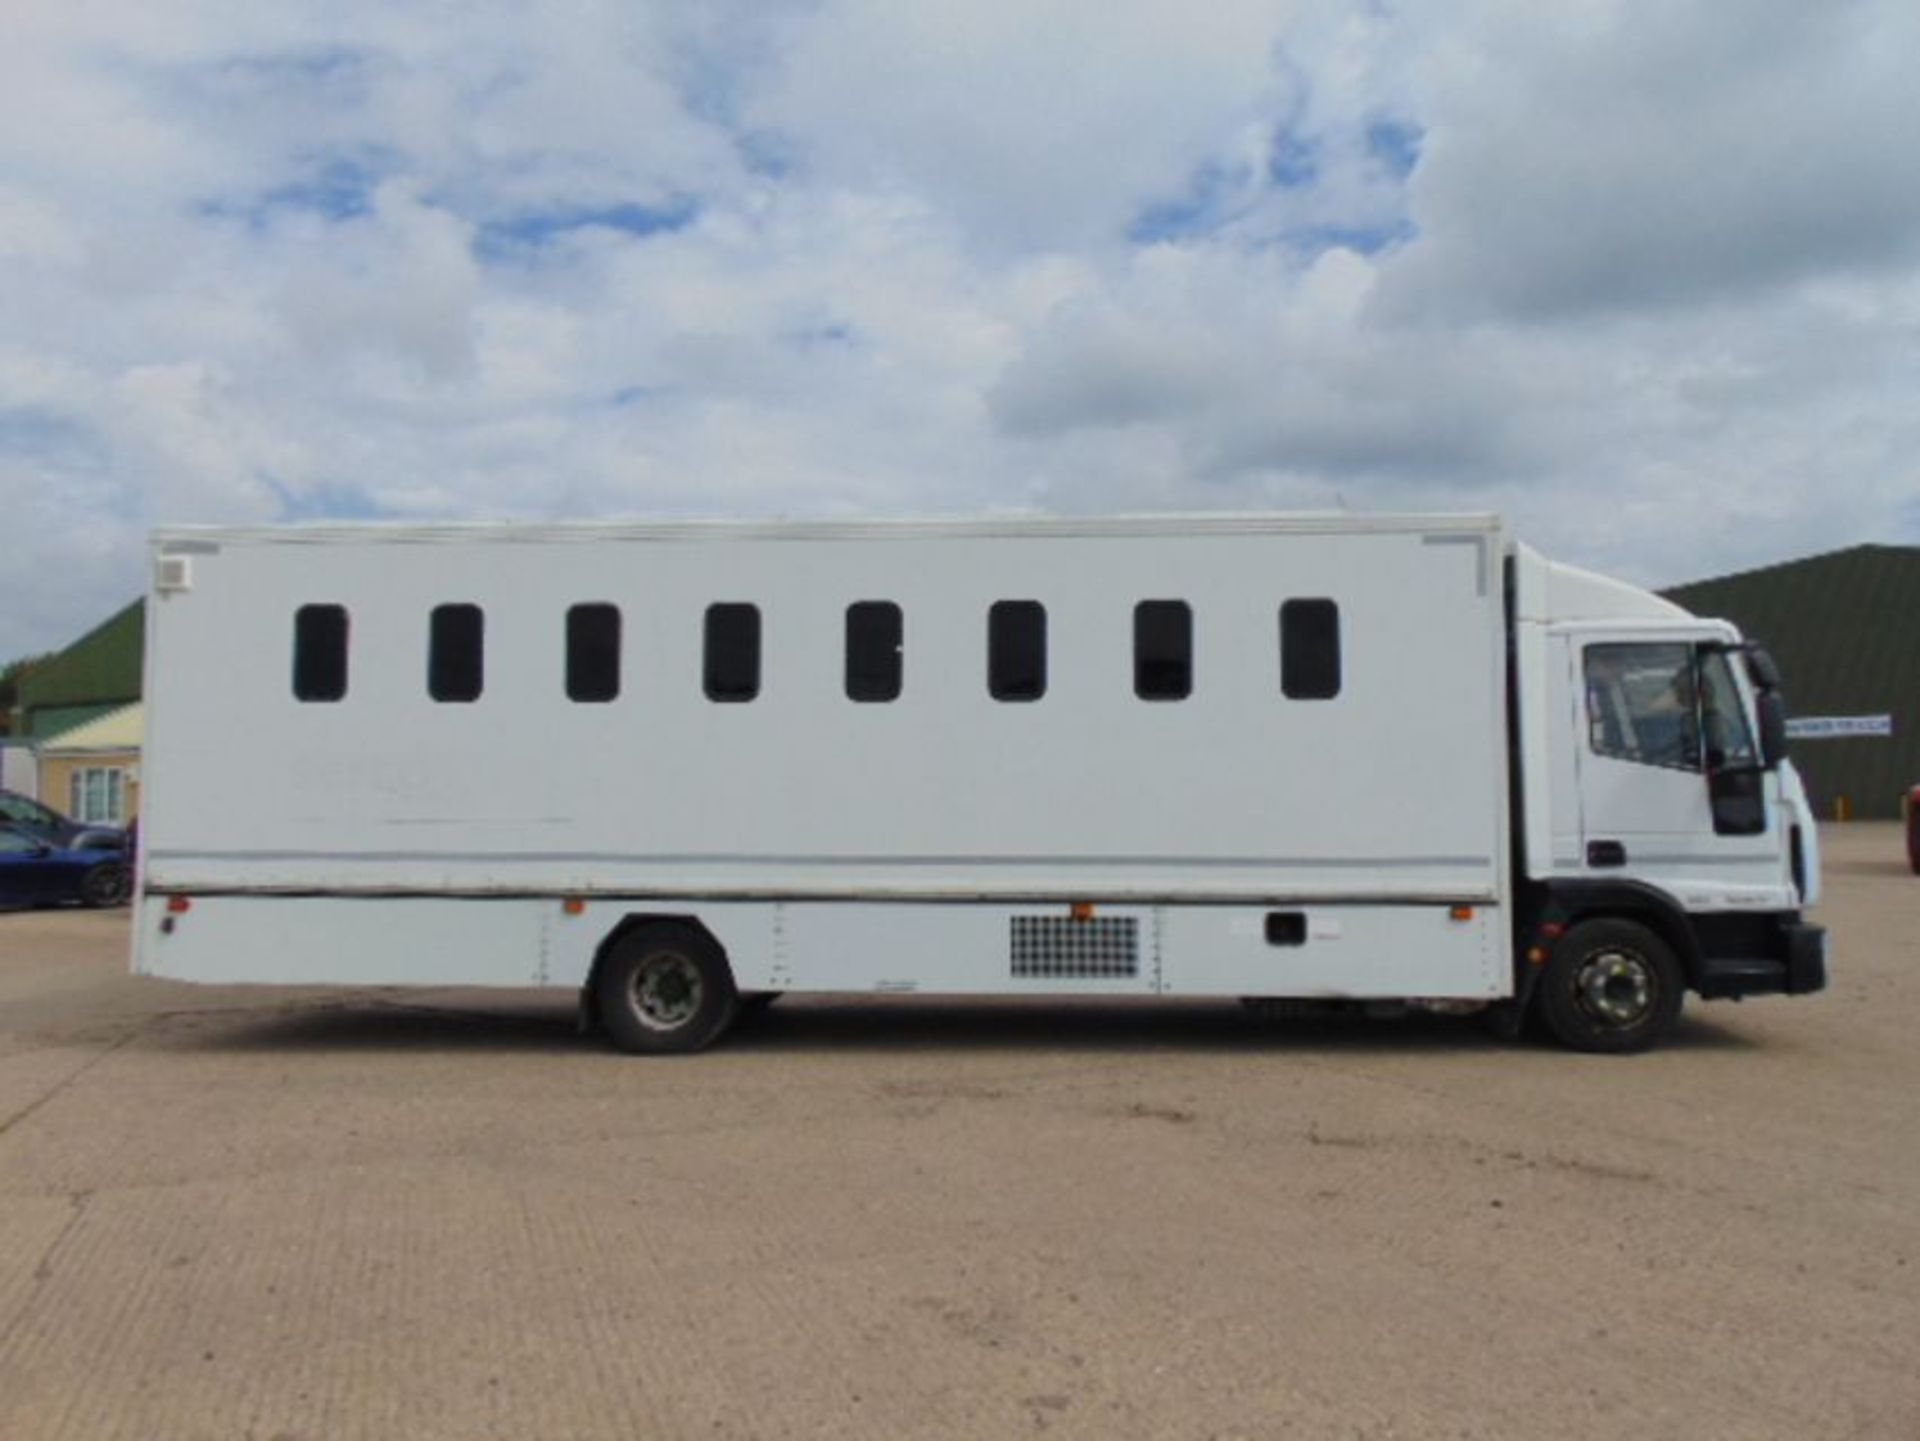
[1587,840,1628,868]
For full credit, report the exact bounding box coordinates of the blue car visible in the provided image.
[0,823,131,908]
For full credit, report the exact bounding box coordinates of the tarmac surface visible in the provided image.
[1,824,1915,1439]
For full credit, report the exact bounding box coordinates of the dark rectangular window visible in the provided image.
[845,601,902,702]
[1133,600,1192,700]
[704,603,761,702]
[1265,911,1307,946]
[292,604,349,702]
[988,600,1047,701]
[428,603,484,702]
[566,603,621,703]
[1280,599,1341,699]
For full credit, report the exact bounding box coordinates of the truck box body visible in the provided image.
[137,515,1506,996]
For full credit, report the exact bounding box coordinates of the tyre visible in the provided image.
[1535,917,1684,1054]
[79,861,131,909]
[1907,789,1920,875]
[594,923,738,1055]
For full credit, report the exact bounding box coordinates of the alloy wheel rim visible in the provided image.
[1574,948,1656,1028]
[88,867,129,905]
[631,953,702,1030]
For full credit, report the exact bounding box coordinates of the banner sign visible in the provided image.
[1784,715,1893,740]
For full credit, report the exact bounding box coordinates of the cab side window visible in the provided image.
[1584,643,1700,770]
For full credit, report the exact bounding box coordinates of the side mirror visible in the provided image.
[1743,645,1783,692]
[1755,689,1787,770]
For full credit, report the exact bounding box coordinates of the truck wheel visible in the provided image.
[595,923,738,1055]
[1535,918,1683,1054]
[80,862,131,908]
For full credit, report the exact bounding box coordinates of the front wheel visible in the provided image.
[1534,918,1684,1054]
[595,923,738,1055]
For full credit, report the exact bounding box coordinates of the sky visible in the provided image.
[3,0,1918,660]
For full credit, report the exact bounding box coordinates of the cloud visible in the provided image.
[1377,1,1920,319]
[747,0,1291,251]
[1,0,1917,663]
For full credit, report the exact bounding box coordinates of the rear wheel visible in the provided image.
[80,861,131,908]
[1535,917,1683,1053]
[595,923,738,1055]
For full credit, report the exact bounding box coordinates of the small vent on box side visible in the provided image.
[154,555,192,593]
[1010,916,1138,979]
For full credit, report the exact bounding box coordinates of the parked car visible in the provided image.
[0,789,127,852]
[0,823,131,908]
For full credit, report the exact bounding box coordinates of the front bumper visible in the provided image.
[1695,921,1827,999]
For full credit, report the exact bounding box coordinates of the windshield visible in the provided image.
[1698,650,1759,770]
[0,792,63,829]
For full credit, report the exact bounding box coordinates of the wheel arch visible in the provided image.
[1521,879,1703,992]
[578,912,729,1035]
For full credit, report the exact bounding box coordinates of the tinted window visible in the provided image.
[566,603,621,703]
[1280,599,1341,699]
[428,604,484,703]
[0,793,59,828]
[292,604,349,702]
[846,601,903,702]
[1584,643,1700,770]
[704,603,761,702]
[988,601,1047,701]
[1133,600,1192,700]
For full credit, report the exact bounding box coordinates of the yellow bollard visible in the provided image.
[1834,794,1851,822]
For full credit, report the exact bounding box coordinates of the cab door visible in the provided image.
[1573,639,1787,902]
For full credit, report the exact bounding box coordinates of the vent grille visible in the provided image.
[1010,916,1139,979]
[154,555,192,593]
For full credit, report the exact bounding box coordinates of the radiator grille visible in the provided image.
[1010,916,1139,979]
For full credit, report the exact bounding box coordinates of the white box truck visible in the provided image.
[133,513,1826,1053]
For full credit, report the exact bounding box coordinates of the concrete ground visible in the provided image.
[0,826,1915,1440]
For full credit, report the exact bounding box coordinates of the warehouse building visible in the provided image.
[1664,544,1920,820]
